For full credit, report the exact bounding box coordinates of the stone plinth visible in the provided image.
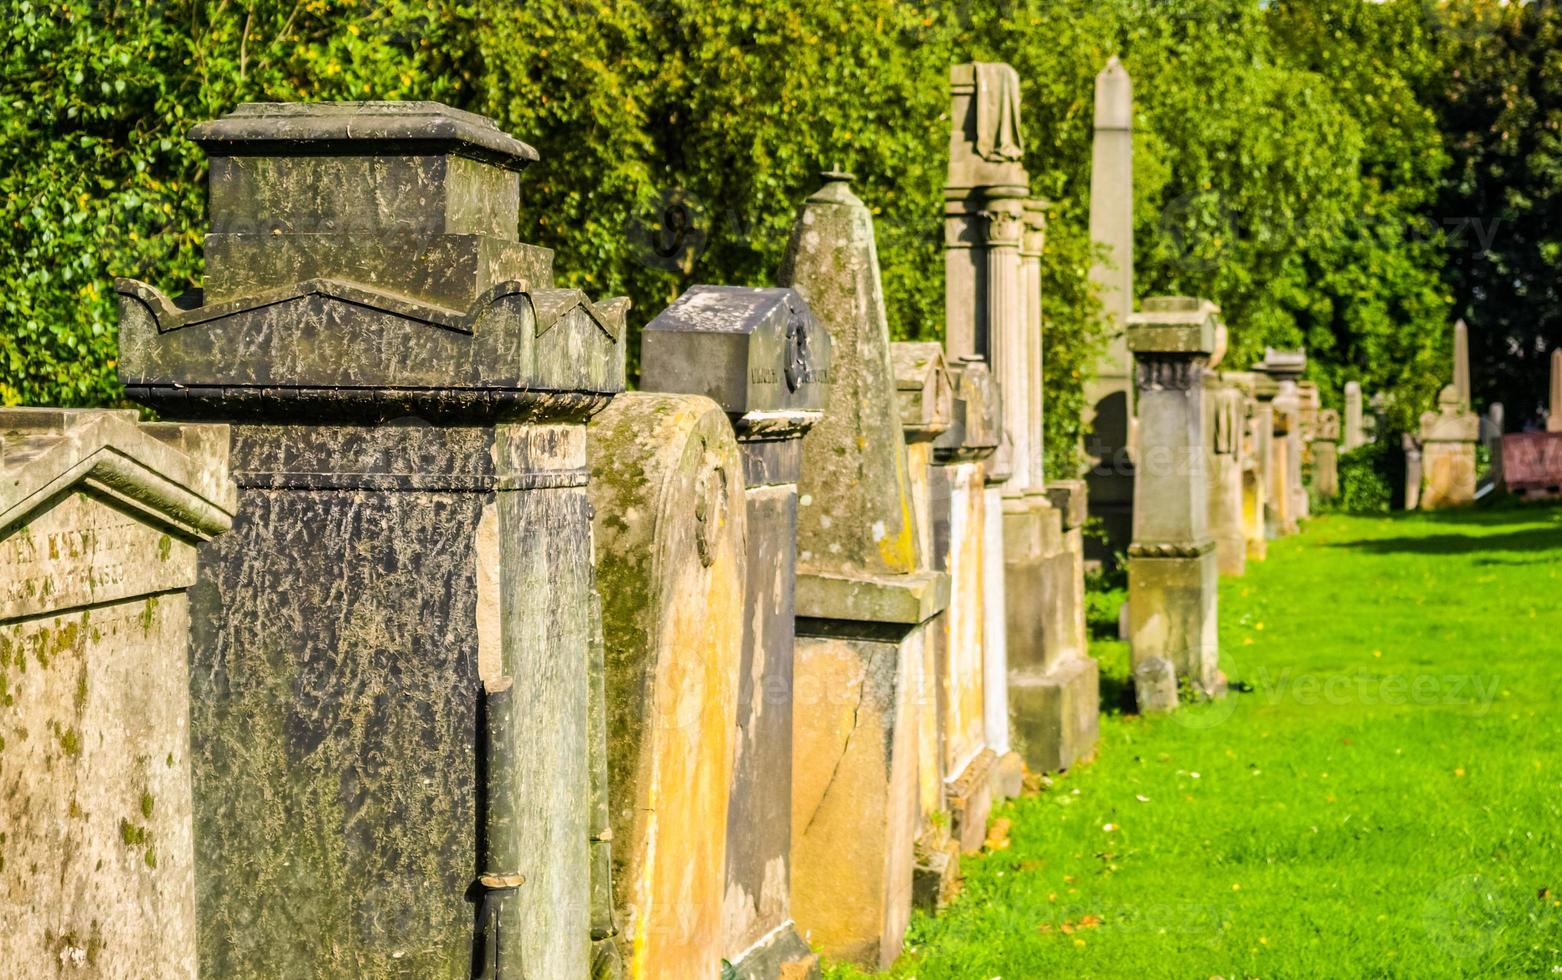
[587,393,748,980]
[1206,374,1247,576]
[640,285,828,979]
[783,173,948,970]
[1312,409,1341,500]
[1126,298,1222,704]
[1420,385,1479,509]
[117,102,626,977]
[0,409,236,977]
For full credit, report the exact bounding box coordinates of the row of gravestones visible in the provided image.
[1,67,1110,979]
[2,75,1366,980]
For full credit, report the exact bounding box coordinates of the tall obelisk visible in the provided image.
[1454,318,1472,412]
[1084,56,1135,564]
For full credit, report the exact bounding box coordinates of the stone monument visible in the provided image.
[1126,298,1223,707]
[1206,374,1247,575]
[1,409,236,975]
[587,391,748,980]
[1420,385,1479,509]
[639,285,828,979]
[115,102,627,977]
[783,171,948,970]
[1084,56,1136,563]
[1312,409,1341,500]
[1344,380,1366,450]
[1549,349,1562,433]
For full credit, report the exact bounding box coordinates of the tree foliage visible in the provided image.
[3,0,1554,469]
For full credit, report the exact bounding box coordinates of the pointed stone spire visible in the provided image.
[1549,348,1562,433]
[1454,318,1471,411]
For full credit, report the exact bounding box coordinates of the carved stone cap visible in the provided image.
[934,356,1001,461]
[0,408,236,540]
[189,101,539,170]
[1316,409,1341,441]
[640,284,832,427]
[890,342,954,442]
[1252,346,1307,381]
[1127,296,1221,355]
[1421,384,1479,442]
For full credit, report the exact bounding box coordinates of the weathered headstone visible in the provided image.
[587,392,748,980]
[116,102,626,976]
[1085,56,1136,563]
[784,171,948,970]
[1344,381,1366,450]
[1253,350,1307,537]
[890,343,963,911]
[1404,434,1424,511]
[1126,298,1223,706]
[1312,409,1341,500]
[1499,432,1562,496]
[1,409,236,975]
[1549,349,1562,433]
[639,285,828,979]
[930,358,1002,854]
[1206,374,1247,575]
[1224,372,1268,562]
[1420,385,1479,509]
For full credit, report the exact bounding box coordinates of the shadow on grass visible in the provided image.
[1323,502,1562,557]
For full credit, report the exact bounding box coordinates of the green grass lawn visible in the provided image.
[828,504,1562,978]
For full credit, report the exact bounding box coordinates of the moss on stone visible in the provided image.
[140,791,154,819]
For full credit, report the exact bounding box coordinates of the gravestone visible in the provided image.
[1499,433,1562,496]
[116,102,626,977]
[1126,298,1223,706]
[1,409,236,976]
[639,285,829,979]
[1312,409,1341,500]
[1221,372,1267,562]
[1344,381,1366,450]
[784,171,948,970]
[1253,350,1306,537]
[1206,374,1247,575]
[586,392,748,980]
[1420,386,1478,509]
[890,343,963,911]
[944,60,1095,781]
[930,358,1002,854]
[1549,349,1562,433]
[1085,56,1137,563]
[1404,434,1424,511]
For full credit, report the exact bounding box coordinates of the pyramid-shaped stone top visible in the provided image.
[891,342,954,442]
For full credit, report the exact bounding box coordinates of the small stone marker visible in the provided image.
[1126,298,1223,706]
[1,408,236,975]
[1312,409,1341,500]
[1420,385,1479,509]
[1344,380,1366,450]
[587,392,749,980]
[116,101,626,976]
[639,284,830,979]
[783,171,948,970]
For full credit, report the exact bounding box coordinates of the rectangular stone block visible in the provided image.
[1128,548,1219,694]
[1008,655,1100,774]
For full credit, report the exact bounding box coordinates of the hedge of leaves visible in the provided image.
[4,0,1550,475]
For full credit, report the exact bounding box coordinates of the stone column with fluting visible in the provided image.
[638,285,831,980]
[115,102,627,977]
[1344,381,1365,450]
[784,171,948,971]
[1125,298,1223,710]
[1084,55,1136,564]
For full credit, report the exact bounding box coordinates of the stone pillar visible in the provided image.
[1,409,236,975]
[639,286,828,979]
[1344,381,1365,451]
[586,393,748,980]
[930,358,1002,854]
[1420,386,1479,509]
[1454,318,1472,412]
[1126,298,1223,707]
[1244,381,1272,561]
[1206,375,1247,575]
[115,102,626,977]
[890,343,964,911]
[1405,434,1424,511]
[1549,349,1562,433]
[1085,56,1136,563]
[1313,409,1341,500]
[783,172,948,971]
[1252,349,1307,536]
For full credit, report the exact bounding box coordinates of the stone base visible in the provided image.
[1421,440,1476,509]
[911,832,962,913]
[991,750,1024,801]
[725,921,819,980]
[945,748,995,854]
[1008,655,1100,773]
[1127,546,1219,696]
